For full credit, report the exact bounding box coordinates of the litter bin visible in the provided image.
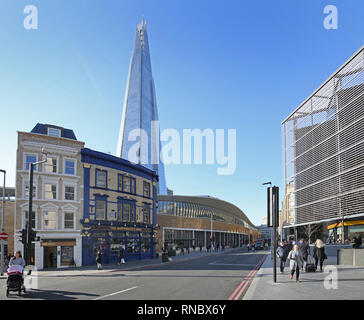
[162,253,169,263]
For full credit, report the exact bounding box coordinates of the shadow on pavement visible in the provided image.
[18,288,99,300]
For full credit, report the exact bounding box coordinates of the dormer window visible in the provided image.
[47,127,61,137]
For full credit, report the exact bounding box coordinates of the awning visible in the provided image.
[327,220,364,230]
[41,239,76,247]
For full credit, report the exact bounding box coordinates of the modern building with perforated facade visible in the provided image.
[281,46,364,243]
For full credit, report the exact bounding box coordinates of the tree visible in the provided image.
[301,224,321,244]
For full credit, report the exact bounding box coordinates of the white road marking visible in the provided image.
[92,286,139,300]
[209,262,256,267]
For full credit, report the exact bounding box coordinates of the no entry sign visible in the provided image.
[0,232,8,240]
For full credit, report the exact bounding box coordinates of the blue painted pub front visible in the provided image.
[80,148,158,266]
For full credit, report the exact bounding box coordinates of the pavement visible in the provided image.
[244,253,364,300]
[0,247,267,300]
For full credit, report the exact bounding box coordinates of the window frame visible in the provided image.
[63,182,77,201]
[143,204,151,224]
[95,169,107,189]
[23,153,38,171]
[23,179,38,200]
[42,210,58,230]
[143,181,151,198]
[22,209,37,230]
[43,155,59,174]
[47,127,61,137]
[63,211,75,230]
[43,181,58,200]
[95,198,107,221]
[63,157,77,176]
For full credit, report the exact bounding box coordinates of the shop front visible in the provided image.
[81,222,156,266]
[40,239,77,269]
[328,219,364,244]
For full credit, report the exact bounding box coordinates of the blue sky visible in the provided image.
[0,0,363,225]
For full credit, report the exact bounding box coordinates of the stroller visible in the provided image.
[6,265,26,297]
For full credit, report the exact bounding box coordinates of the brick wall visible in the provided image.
[0,201,15,255]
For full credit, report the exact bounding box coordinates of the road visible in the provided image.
[0,249,267,300]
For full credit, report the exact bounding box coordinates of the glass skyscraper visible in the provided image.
[117,18,167,194]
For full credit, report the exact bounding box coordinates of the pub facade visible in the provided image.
[80,148,158,266]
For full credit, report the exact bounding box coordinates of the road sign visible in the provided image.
[0,232,8,240]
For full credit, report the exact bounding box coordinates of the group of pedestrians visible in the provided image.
[276,239,327,283]
[96,246,126,270]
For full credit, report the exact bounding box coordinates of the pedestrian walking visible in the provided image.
[96,250,103,270]
[287,244,304,283]
[118,246,125,265]
[276,242,288,274]
[313,239,327,272]
[299,239,310,271]
[8,251,26,268]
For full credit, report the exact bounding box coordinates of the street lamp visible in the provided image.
[26,148,48,266]
[0,169,6,275]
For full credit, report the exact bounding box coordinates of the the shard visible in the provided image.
[117,18,167,195]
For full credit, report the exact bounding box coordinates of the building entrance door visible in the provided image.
[43,246,57,268]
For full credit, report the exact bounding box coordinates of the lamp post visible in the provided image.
[0,169,6,275]
[26,149,47,266]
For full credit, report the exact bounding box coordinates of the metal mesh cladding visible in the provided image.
[282,47,364,225]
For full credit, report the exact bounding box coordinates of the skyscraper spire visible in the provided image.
[117,19,167,195]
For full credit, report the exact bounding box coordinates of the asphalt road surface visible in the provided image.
[0,249,267,300]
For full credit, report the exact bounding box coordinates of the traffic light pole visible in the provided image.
[266,184,279,283]
[26,162,34,266]
[0,169,6,275]
[272,186,279,283]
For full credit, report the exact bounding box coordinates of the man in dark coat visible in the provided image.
[118,246,125,265]
[313,239,327,272]
[299,239,310,271]
[96,250,103,270]
[276,242,288,273]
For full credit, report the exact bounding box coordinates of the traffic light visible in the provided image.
[30,229,40,242]
[20,229,27,244]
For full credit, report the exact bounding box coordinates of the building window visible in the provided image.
[24,154,37,171]
[143,206,150,224]
[47,127,61,137]
[43,211,57,230]
[64,186,75,200]
[61,246,74,266]
[64,159,76,175]
[44,157,57,173]
[120,175,136,194]
[24,211,36,229]
[120,202,135,222]
[96,169,107,188]
[64,212,74,229]
[44,183,57,200]
[95,200,106,220]
[143,181,150,197]
[24,182,36,199]
[136,207,143,223]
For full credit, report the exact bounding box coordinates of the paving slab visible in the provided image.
[244,253,364,300]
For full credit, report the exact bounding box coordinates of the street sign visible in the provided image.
[0,232,8,240]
